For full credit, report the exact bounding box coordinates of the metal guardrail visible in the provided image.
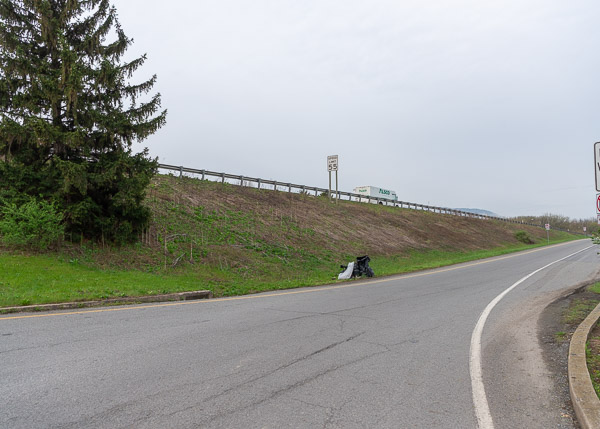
[156,163,573,233]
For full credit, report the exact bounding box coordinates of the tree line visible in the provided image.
[511,214,598,234]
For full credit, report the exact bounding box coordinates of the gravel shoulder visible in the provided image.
[538,284,600,429]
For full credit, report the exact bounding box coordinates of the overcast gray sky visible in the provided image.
[113,0,599,220]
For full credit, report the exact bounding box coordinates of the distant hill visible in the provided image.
[454,208,499,217]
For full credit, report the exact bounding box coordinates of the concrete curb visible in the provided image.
[569,301,600,429]
[0,290,213,314]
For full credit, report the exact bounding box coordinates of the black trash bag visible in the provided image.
[353,255,374,278]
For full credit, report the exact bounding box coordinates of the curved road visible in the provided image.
[1,240,598,428]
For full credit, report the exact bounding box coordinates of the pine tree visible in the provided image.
[0,0,166,242]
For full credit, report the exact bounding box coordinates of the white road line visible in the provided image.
[469,245,594,429]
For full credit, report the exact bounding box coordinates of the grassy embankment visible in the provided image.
[0,174,582,308]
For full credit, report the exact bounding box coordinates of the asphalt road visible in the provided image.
[1,240,599,429]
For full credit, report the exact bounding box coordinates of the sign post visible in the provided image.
[595,142,600,192]
[545,223,550,244]
[327,155,339,203]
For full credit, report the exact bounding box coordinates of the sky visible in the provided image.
[112,0,600,219]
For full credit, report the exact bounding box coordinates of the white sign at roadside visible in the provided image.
[327,155,338,171]
[545,223,550,231]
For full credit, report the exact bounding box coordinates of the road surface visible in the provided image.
[1,240,598,428]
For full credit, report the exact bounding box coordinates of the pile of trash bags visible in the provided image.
[338,255,374,280]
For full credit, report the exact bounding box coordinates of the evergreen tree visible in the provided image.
[0,0,166,242]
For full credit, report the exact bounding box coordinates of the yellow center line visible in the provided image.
[0,241,584,321]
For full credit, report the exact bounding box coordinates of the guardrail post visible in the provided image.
[240,176,244,186]
[221,173,225,183]
[258,179,261,189]
[179,166,183,177]
[274,181,278,191]
[288,183,291,193]
[201,169,205,180]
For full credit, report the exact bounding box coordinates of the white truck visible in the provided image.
[353,186,398,204]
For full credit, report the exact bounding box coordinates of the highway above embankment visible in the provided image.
[1,240,598,428]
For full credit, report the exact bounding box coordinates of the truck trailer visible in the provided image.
[353,186,398,204]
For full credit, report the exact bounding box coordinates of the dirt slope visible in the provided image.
[136,175,563,260]
[63,174,577,296]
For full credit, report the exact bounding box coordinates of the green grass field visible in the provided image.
[0,236,581,308]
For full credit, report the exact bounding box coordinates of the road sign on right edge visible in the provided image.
[595,142,600,192]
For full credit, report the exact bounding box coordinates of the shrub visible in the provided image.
[515,230,535,244]
[0,197,64,249]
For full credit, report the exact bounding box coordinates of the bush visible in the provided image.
[0,197,64,249]
[515,230,535,244]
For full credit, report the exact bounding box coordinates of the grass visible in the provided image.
[0,174,585,309]
[590,282,600,294]
[587,339,600,399]
[562,298,600,325]
[0,237,583,309]
[0,253,205,307]
[555,331,567,343]
[371,240,578,276]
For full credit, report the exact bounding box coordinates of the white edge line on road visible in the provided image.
[469,244,594,429]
